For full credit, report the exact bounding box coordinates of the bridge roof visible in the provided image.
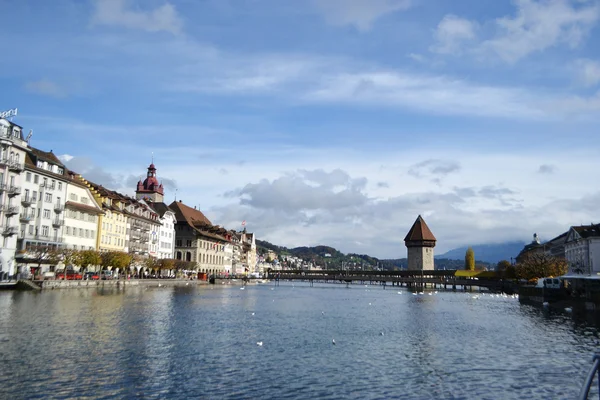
[404,215,437,242]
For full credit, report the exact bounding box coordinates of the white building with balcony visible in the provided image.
[63,172,103,251]
[17,148,68,256]
[0,117,28,278]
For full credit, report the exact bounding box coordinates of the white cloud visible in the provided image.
[91,0,183,35]
[482,0,600,63]
[24,79,67,98]
[574,58,600,87]
[430,14,478,55]
[312,0,411,31]
[58,154,74,163]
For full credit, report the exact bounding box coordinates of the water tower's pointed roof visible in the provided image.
[404,215,437,242]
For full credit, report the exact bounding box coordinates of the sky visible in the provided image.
[1,0,600,259]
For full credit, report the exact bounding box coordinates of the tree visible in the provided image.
[497,260,516,280]
[79,250,102,273]
[515,253,568,282]
[158,258,175,271]
[497,260,512,272]
[465,247,475,271]
[48,248,82,279]
[100,251,132,272]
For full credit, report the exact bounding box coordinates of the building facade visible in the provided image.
[0,117,28,278]
[124,199,160,257]
[18,148,68,251]
[63,172,103,251]
[135,162,175,259]
[170,200,231,275]
[564,225,600,275]
[404,215,436,271]
[76,178,128,253]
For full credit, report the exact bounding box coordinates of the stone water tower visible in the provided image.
[404,215,437,270]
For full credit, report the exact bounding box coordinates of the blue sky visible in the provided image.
[2,0,600,258]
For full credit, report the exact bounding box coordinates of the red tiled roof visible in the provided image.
[404,215,437,242]
[169,200,212,225]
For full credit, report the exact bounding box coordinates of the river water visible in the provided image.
[0,282,598,399]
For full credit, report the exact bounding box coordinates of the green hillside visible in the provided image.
[256,239,492,271]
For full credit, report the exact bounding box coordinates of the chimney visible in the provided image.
[194,206,196,209]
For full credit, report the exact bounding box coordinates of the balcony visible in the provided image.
[0,158,8,167]
[140,225,151,232]
[52,218,64,228]
[19,213,33,223]
[7,186,21,197]
[54,203,64,213]
[4,205,18,216]
[1,226,17,237]
[0,183,5,192]
[21,196,35,207]
[140,236,149,243]
[8,161,23,172]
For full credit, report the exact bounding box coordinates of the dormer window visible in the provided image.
[37,161,43,168]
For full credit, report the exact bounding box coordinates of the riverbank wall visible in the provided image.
[33,279,211,290]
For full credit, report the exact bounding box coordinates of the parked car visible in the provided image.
[56,271,83,280]
[84,272,100,280]
[101,271,113,280]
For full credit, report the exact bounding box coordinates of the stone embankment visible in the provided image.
[33,279,210,290]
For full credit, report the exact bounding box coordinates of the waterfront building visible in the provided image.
[0,117,28,278]
[238,230,257,273]
[76,178,128,253]
[135,162,175,259]
[18,148,68,250]
[63,171,103,251]
[515,232,568,264]
[564,224,600,275]
[169,200,231,275]
[404,215,436,270]
[124,198,160,257]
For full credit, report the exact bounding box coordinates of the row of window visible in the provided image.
[175,251,224,265]
[68,193,89,204]
[66,209,96,222]
[25,172,64,188]
[65,226,96,239]
[21,224,54,237]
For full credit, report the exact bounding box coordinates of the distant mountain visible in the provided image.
[435,241,525,264]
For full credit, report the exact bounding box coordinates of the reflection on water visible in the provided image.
[0,284,599,399]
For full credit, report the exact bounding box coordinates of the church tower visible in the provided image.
[135,162,164,203]
[404,215,437,270]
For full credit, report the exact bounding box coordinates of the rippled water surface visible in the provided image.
[1,283,599,399]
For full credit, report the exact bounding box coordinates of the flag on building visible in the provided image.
[241,220,246,226]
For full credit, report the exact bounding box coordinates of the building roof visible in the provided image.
[169,200,212,225]
[146,201,174,218]
[404,215,437,242]
[29,147,63,166]
[571,224,600,239]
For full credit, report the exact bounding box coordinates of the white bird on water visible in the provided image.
[251,312,255,316]
[332,339,336,345]
[565,307,573,313]
[380,332,384,336]
[240,287,245,290]
[256,341,263,346]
